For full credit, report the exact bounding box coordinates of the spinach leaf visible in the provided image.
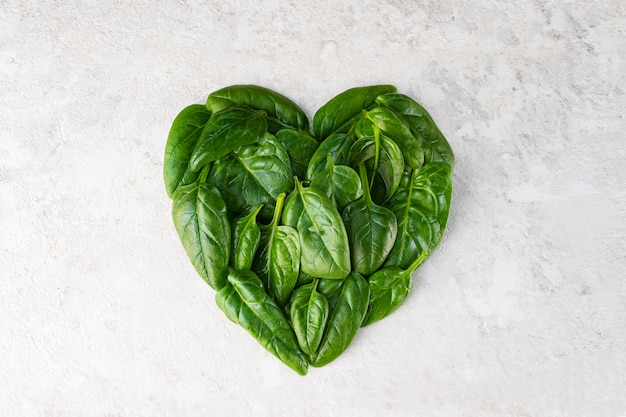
[313,85,397,140]
[306,132,356,180]
[342,164,398,276]
[282,180,351,279]
[253,193,301,306]
[289,280,329,355]
[309,156,362,210]
[215,269,308,375]
[189,106,268,171]
[363,107,424,170]
[206,84,309,133]
[163,104,211,198]
[274,128,320,180]
[376,93,455,168]
[309,272,370,367]
[362,251,428,326]
[384,162,453,269]
[316,278,345,311]
[208,132,293,219]
[349,119,404,204]
[230,205,263,270]
[171,177,230,290]
[295,271,316,288]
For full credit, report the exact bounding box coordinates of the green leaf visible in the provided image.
[363,107,424,170]
[171,180,230,290]
[274,128,320,179]
[206,84,309,132]
[348,120,404,204]
[313,85,397,140]
[342,164,398,276]
[289,281,330,355]
[309,272,370,367]
[163,104,211,198]
[215,270,308,375]
[306,132,356,180]
[316,278,345,311]
[189,106,268,171]
[208,132,293,219]
[376,93,455,168]
[362,251,428,326]
[295,271,316,288]
[384,162,453,269]
[230,205,263,270]
[282,180,351,279]
[253,193,301,306]
[310,157,363,210]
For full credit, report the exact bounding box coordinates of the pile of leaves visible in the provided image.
[163,85,454,375]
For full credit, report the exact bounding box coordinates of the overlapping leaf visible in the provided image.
[166,84,455,375]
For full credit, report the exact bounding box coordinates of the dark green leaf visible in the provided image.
[310,157,363,210]
[349,120,404,204]
[384,162,453,269]
[289,281,329,355]
[230,205,263,270]
[295,271,316,288]
[254,194,301,306]
[282,180,351,279]
[206,84,309,132]
[313,85,397,140]
[163,104,211,198]
[316,278,345,311]
[215,270,308,375]
[171,180,230,290]
[306,132,356,180]
[342,164,398,276]
[274,128,320,179]
[362,251,428,326]
[363,107,424,169]
[309,272,370,367]
[376,93,455,168]
[189,106,268,171]
[208,132,293,219]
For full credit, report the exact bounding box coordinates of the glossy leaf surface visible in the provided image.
[206,84,309,132]
[313,85,397,140]
[384,162,452,269]
[342,164,397,276]
[230,205,262,270]
[376,93,455,168]
[290,281,329,355]
[208,133,293,219]
[171,181,230,290]
[309,272,370,367]
[306,132,356,180]
[189,106,268,171]
[163,104,211,198]
[310,157,362,210]
[363,107,424,169]
[362,251,427,326]
[254,194,301,306]
[282,181,351,279]
[349,120,404,204]
[275,128,320,179]
[215,270,308,375]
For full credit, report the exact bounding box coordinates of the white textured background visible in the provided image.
[1,1,625,416]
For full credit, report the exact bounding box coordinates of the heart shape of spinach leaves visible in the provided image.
[164,85,454,375]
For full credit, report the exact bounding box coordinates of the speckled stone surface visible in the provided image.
[1,1,625,416]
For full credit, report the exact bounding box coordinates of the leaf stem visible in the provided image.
[271,192,286,228]
[371,125,380,189]
[358,163,373,205]
[199,164,211,183]
[407,250,429,274]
